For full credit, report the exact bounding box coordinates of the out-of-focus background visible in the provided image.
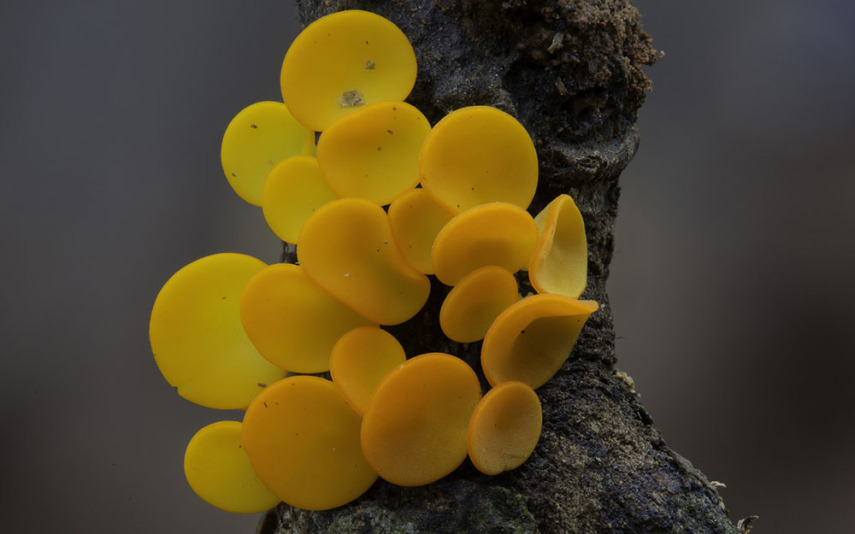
[1,1,852,532]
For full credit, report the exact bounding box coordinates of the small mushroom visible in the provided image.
[529,194,588,298]
[387,187,456,274]
[439,266,519,343]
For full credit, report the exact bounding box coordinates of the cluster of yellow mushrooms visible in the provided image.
[149,10,598,514]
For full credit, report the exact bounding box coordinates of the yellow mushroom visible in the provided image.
[184,421,280,513]
[329,326,406,415]
[481,294,599,389]
[439,266,519,343]
[432,202,538,286]
[468,381,542,476]
[361,353,482,487]
[529,194,588,298]
[388,188,456,274]
[242,375,377,511]
[221,101,315,206]
[240,263,375,374]
[297,198,430,325]
[281,10,417,132]
[419,106,538,213]
[149,253,285,409]
[317,101,430,205]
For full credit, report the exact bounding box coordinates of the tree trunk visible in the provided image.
[262,1,753,532]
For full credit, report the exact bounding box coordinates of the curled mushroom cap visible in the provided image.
[361,353,482,487]
[221,102,315,206]
[432,202,538,286]
[317,101,430,205]
[529,194,588,298]
[468,381,542,476]
[419,106,538,213]
[481,294,599,389]
[262,156,338,244]
[281,10,417,132]
[242,376,377,511]
[297,198,430,325]
[439,266,519,343]
[240,263,375,374]
[388,188,456,274]
[149,253,285,409]
[184,421,280,513]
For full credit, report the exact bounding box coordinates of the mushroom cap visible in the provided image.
[281,10,417,132]
[329,326,406,415]
[241,375,377,511]
[221,101,314,206]
[361,353,482,487]
[432,202,538,286]
[468,381,542,476]
[149,253,285,409]
[388,187,456,274]
[317,101,430,205]
[262,155,338,244]
[419,106,538,213]
[297,198,430,325]
[439,266,519,343]
[529,194,588,298]
[183,420,280,513]
[481,294,598,389]
[240,263,375,374]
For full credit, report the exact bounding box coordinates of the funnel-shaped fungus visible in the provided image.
[221,102,314,206]
[242,376,377,511]
[361,353,482,486]
[317,101,430,205]
[149,253,285,409]
[281,10,417,132]
[388,187,456,274]
[240,263,375,373]
[529,194,588,298]
[184,421,280,513]
[262,156,338,244]
[439,266,519,343]
[298,198,430,325]
[419,106,538,213]
[468,381,542,476]
[432,202,538,286]
[329,326,406,415]
[482,295,599,389]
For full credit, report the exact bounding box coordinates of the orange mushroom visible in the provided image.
[529,194,588,298]
[387,187,456,274]
[439,266,519,343]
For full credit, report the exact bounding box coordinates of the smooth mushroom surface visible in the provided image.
[529,194,588,298]
[439,266,520,343]
[387,187,456,274]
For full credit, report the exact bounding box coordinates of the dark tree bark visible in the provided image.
[263,1,754,532]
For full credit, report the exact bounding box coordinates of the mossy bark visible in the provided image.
[265,1,751,532]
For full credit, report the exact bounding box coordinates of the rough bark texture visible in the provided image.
[264,1,751,532]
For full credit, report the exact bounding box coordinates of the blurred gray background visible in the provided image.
[1,1,852,532]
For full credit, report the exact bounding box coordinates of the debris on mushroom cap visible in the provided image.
[262,155,338,244]
[281,10,417,132]
[419,105,538,213]
[184,420,280,513]
[297,198,430,325]
[432,202,538,286]
[481,294,599,389]
[242,375,377,511]
[361,353,482,487]
[388,187,456,274]
[468,381,542,476]
[440,266,520,343]
[317,101,430,205]
[240,263,375,374]
[529,194,588,298]
[149,253,285,409]
[221,102,314,206]
[329,326,406,415]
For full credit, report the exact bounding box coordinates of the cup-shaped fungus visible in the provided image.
[419,106,538,213]
[184,421,280,513]
[432,202,538,286]
[281,10,417,132]
[149,253,285,409]
[317,101,430,205]
[329,326,407,415]
[361,353,482,487]
[262,156,338,244]
[221,102,315,206]
[468,381,542,476]
[529,194,588,298]
[297,198,430,325]
[481,294,599,389]
[240,263,375,373]
[388,187,456,274]
[242,375,377,511]
[439,266,519,343]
